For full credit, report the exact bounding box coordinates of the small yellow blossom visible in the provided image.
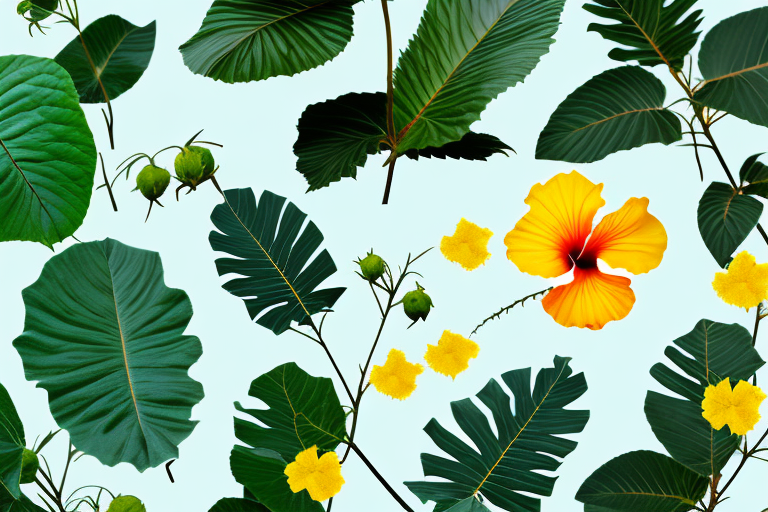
[702,378,767,436]
[284,446,345,502]
[441,218,493,271]
[425,331,480,379]
[712,251,768,310]
[369,349,424,400]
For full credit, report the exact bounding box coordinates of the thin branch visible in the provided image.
[99,153,118,211]
[380,0,395,145]
[471,287,553,337]
[348,443,414,512]
[382,157,398,205]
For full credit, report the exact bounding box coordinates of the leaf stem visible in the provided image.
[347,442,414,512]
[471,287,553,337]
[310,323,356,405]
[381,0,396,145]
[99,153,118,211]
[382,157,398,205]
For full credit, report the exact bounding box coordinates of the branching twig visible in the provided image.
[471,287,553,337]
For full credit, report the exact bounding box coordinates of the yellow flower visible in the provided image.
[712,251,768,310]
[284,446,345,502]
[702,378,767,436]
[425,331,480,379]
[441,218,493,271]
[369,349,423,400]
[504,171,667,330]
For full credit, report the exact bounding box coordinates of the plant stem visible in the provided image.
[311,323,356,405]
[35,477,65,512]
[380,0,399,205]
[348,443,414,512]
[382,158,398,205]
[709,428,768,509]
[99,153,118,211]
[471,287,553,337]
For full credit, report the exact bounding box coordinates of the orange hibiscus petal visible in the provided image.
[505,171,605,278]
[542,268,636,330]
[583,197,667,275]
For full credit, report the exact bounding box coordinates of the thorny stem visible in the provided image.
[347,443,415,512]
[471,287,553,337]
[380,0,399,205]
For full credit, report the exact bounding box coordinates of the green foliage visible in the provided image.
[583,0,703,70]
[694,7,768,128]
[55,15,156,103]
[13,239,204,472]
[536,66,681,163]
[209,498,268,512]
[576,450,709,511]
[740,154,768,199]
[180,0,359,83]
[0,55,96,248]
[0,384,25,500]
[697,182,763,267]
[0,489,46,512]
[209,189,346,335]
[404,133,512,162]
[16,0,57,22]
[393,0,566,154]
[405,356,589,512]
[230,363,346,512]
[106,496,146,512]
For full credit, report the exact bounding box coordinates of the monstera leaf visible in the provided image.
[209,189,345,334]
[694,7,768,128]
[180,0,359,83]
[230,363,347,512]
[537,66,681,163]
[583,0,703,70]
[393,0,567,154]
[405,356,589,512]
[13,239,204,472]
[0,384,25,500]
[0,55,96,248]
[740,154,768,199]
[646,320,764,477]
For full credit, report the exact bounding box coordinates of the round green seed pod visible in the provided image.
[358,252,386,282]
[402,284,433,322]
[191,146,216,180]
[136,165,170,201]
[19,449,39,484]
[17,0,58,21]
[107,496,146,512]
[174,147,205,186]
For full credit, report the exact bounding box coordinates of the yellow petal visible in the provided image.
[425,331,480,379]
[712,251,768,310]
[582,197,667,274]
[284,446,345,502]
[369,349,424,400]
[542,268,636,330]
[505,171,605,278]
[441,218,493,271]
[701,379,733,431]
[702,379,766,435]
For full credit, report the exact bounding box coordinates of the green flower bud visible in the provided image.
[19,449,39,484]
[174,146,215,187]
[402,283,433,323]
[136,165,170,202]
[107,496,146,512]
[17,0,58,22]
[357,251,386,282]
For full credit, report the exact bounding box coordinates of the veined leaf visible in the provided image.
[576,450,708,512]
[0,384,25,500]
[536,66,681,163]
[0,488,46,512]
[209,189,345,335]
[740,154,768,199]
[405,133,512,162]
[231,363,346,512]
[0,55,96,248]
[694,7,768,128]
[393,0,566,154]
[405,356,589,512]
[583,0,703,70]
[697,182,763,268]
[180,0,358,83]
[55,15,156,103]
[209,498,268,512]
[13,239,204,472]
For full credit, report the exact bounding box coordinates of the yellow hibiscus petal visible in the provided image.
[542,268,636,330]
[712,251,768,310]
[702,379,766,435]
[505,171,605,278]
[425,330,480,379]
[582,197,667,274]
[369,349,424,400]
[441,218,493,271]
[701,379,733,431]
[285,446,345,502]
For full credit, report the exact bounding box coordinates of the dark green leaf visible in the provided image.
[405,356,589,512]
[740,154,768,198]
[180,0,358,83]
[583,0,702,70]
[405,133,512,162]
[0,55,96,248]
[209,498,268,512]
[209,189,345,335]
[536,66,681,163]
[13,239,204,472]
[697,182,763,267]
[55,15,156,103]
[0,384,25,500]
[694,7,768,128]
[0,488,46,512]
[393,0,566,153]
[16,0,58,22]
[576,450,708,512]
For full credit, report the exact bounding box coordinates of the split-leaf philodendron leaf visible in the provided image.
[55,15,156,104]
[405,356,589,512]
[0,383,25,500]
[13,239,204,472]
[536,66,682,163]
[0,55,96,248]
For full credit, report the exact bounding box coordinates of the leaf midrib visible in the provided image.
[615,0,673,68]
[698,62,768,88]
[93,29,133,80]
[572,107,666,133]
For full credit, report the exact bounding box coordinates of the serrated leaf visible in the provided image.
[405,133,512,162]
[536,66,681,163]
[0,384,25,500]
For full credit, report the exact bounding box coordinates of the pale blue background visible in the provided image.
[2,1,768,510]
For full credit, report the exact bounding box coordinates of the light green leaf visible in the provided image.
[0,384,25,500]
[393,0,566,153]
[13,239,204,472]
[536,66,681,163]
[0,55,96,248]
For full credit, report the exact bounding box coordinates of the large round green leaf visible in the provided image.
[393,0,566,153]
[0,384,25,500]
[55,15,156,104]
[13,239,204,472]
[179,0,358,83]
[209,498,268,512]
[694,7,768,128]
[536,66,681,163]
[0,55,96,248]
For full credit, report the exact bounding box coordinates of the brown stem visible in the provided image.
[382,158,398,205]
[381,0,395,145]
[348,443,414,512]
